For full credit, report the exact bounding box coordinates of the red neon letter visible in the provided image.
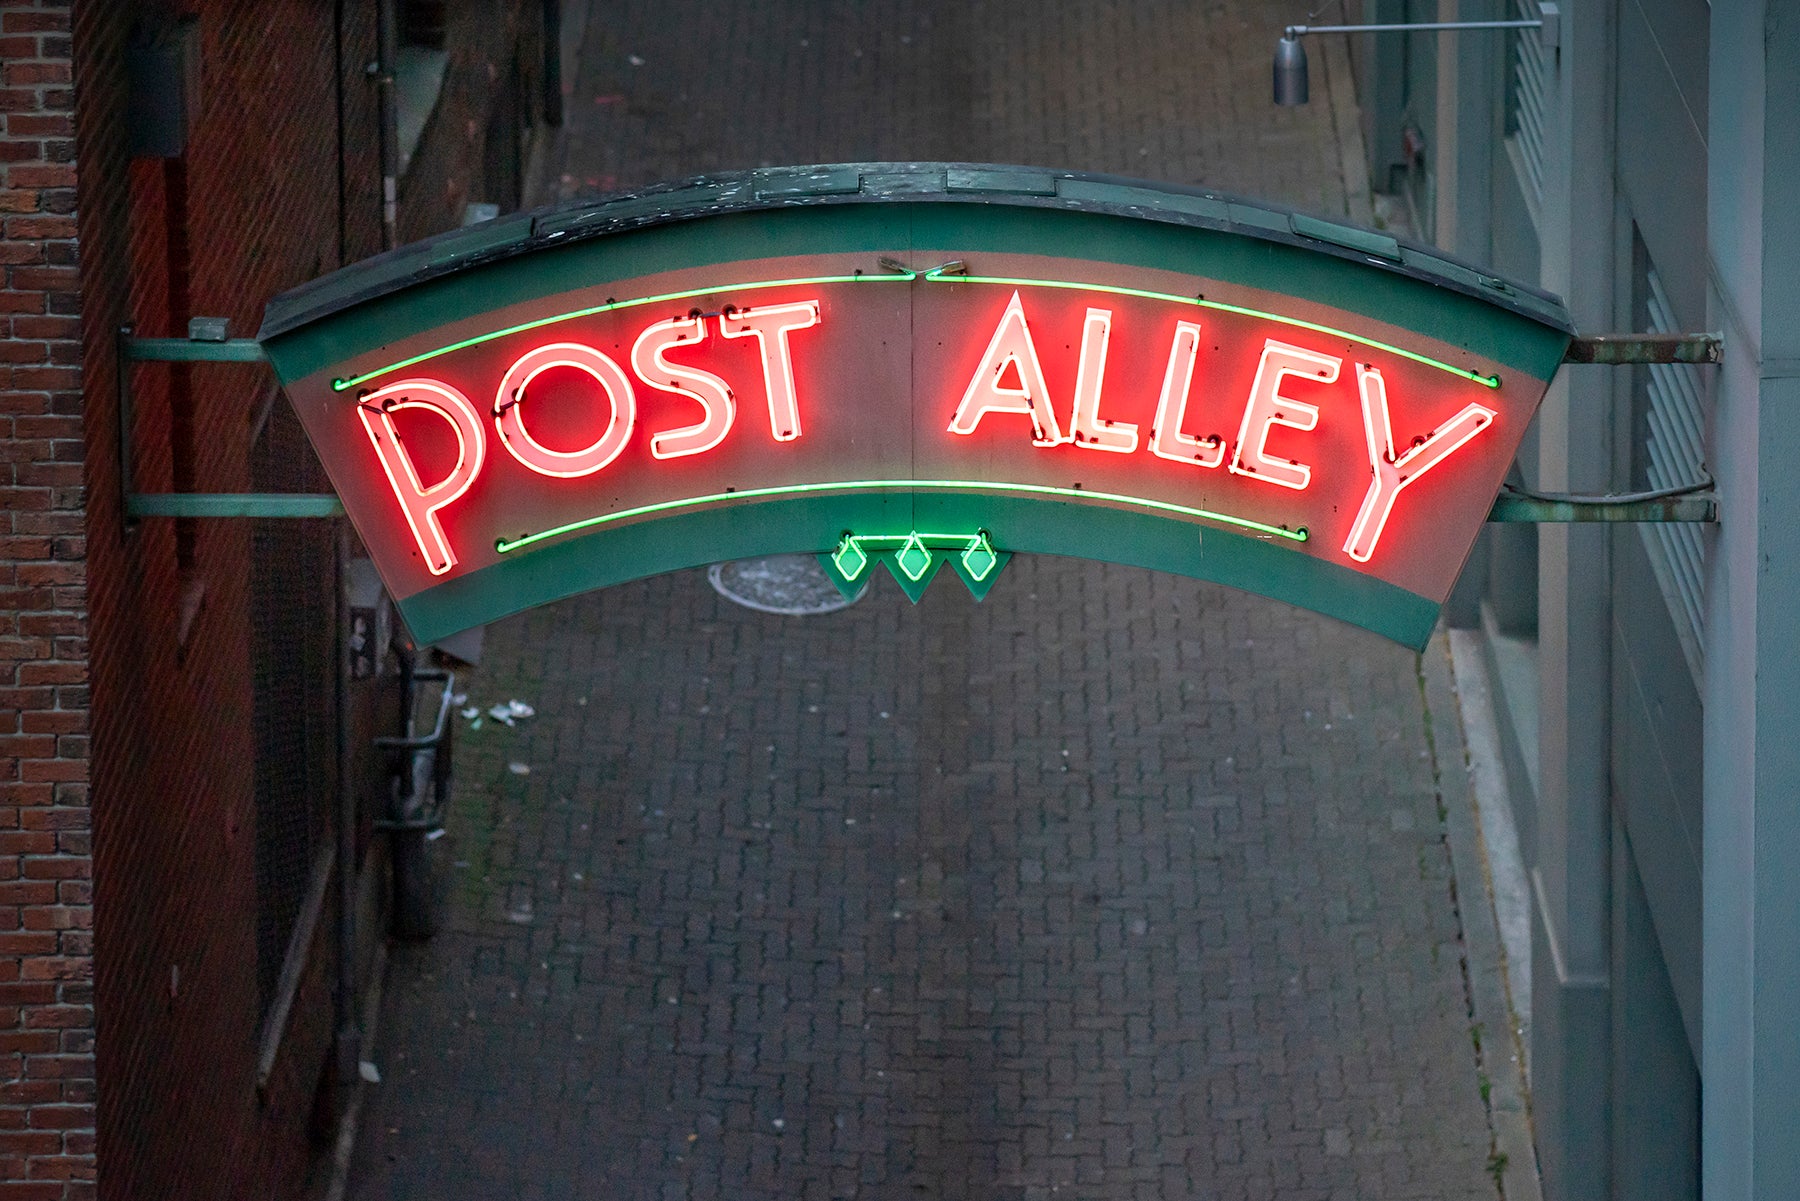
[493,343,637,478]
[719,300,819,442]
[1229,339,1341,490]
[632,316,736,459]
[1069,307,1138,453]
[1150,320,1224,468]
[356,379,486,576]
[947,291,1065,446]
[1342,364,1496,563]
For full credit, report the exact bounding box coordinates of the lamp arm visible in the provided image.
[1284,6,1558,49]
[1286,21,1539,35]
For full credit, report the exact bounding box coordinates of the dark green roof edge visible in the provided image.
[259,161,1572,342]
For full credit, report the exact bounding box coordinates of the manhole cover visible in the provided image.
[707,555,866,615]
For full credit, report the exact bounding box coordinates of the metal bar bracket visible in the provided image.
[1487,489,1717,524]
[126,315,268,362]
[1285,17,1551,43]
[1564,332,1722,365]
[126,493,344,519]
[118,319,307,523]
[125,336,268,363]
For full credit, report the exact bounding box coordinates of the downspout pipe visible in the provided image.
[374,0,399,250]
[331,0,362,1089]
[334,0,348,266]
[333,521,361,1085]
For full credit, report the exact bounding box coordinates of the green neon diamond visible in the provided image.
[960,534,998,582]
[831,536,869,579]
[894,533,933,582]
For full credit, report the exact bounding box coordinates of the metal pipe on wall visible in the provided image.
[334,0,350,267]
[333,520,361,1085]
[374,0,399,250]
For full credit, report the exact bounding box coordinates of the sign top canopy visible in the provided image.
[264,162,1570,339]
[260,163,1573,649]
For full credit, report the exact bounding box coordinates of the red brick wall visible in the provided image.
[0,1,95,1196]
[58,2,537,1198]
[76,5,356,1197]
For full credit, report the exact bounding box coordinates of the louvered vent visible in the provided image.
[1507,0,1550,209]
[1640,268,1709,682]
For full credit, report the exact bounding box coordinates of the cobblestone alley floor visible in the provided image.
[346,2,1502,1197]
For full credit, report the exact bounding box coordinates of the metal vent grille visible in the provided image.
[251,397,337,1016]
[1639,268,1709,682]
[1506,0,1550,208]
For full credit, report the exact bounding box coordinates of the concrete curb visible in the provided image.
[1447,626,1533,1067]
[1421,629,1542,1201]
[319,940,389,1201]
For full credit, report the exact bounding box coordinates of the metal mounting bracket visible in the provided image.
[125,493,344,519]
[1284,17,1551,42]
[1563,332,1722,364]
[118,319,329,525]
[117,320,1719,526]
[1486,483,1716,523]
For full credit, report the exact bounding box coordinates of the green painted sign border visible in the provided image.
[397,490,1442,650]
[259,164,1569,650]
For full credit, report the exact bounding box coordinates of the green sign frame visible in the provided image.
[260,163,1573,649]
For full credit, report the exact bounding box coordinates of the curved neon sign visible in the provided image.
[259,165,1572,647]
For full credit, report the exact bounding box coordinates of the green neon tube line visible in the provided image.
[330,264,1503,394]
[894,533,933,581]
[959,532,1000,581]
[962,551,997,582]
[918,267,1502,388]
[832,529,999,582]
[330,269,919,391]
[833,531,991,549]
[492,479,1309,555]
[831,537,870,579]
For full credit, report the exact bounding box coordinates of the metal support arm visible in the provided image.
[1283,3,1558,49]
[126,493,345,519]
[118,319,1720,526]
[1486,483,1717,524]
[1274,9,1557,106]
[1563,332,1723,364]
[1285,19,1547,37]
[125,337,267,363]
[118,320,310,525]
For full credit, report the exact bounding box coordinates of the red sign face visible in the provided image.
[266,232,1564,649]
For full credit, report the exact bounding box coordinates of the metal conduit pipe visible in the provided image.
[374,0,399,250]
[333,520,362,1085]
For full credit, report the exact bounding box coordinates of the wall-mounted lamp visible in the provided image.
[1274,5,1559,106]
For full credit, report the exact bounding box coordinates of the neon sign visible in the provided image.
[356,380,485,576]
[260,165,1572,647]
[948,290,1065,446]
[493,343,637,479]
[719,300,820,441]
[631,316,735,460]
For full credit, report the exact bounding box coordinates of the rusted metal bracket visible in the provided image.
[119,318,304,527]
[126,493,344,518]
[1564,332,1722,364]
[1487,484,1716,523]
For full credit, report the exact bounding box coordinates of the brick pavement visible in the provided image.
[346,2,1500,1198]
[538,1,1361,217]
